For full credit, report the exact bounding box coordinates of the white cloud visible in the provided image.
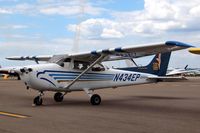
[52,38,74,45]
[39,4,105,16]
[0,8,12,14]
[40,5,81,16]
[67,18,124,39]
[37,0,56,3]
[7,34,26,39]
[0,1,105,16]
[0,25,28,29]
[144,0,177,20]
[12,25,28,29]
[189,5,200,17]
[101,28,124,39]
[0,0,17,1]
[15,3,32,11]
[67,0,200,40]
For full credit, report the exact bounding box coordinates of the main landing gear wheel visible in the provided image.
[54,92,64,102]
[33,96,43,106]
[90,94,101,105]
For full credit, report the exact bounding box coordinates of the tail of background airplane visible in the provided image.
[118,52,171,76]
[184,65,188,70]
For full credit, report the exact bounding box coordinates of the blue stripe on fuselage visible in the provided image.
[54,77,113,80]
[37,70,115,81]
[49,73,114,77]
[37,70,114,78]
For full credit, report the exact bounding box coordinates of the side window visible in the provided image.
[64,58,71,62]
[63,58,71,68]
[92,64,105,71]
[74,61,89,70]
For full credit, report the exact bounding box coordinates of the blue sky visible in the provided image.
[0,0,200,67]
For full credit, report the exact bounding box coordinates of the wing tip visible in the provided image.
[91,50,98,55]
[165,41,194,48]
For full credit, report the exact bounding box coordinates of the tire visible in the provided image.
[54,92,64,102]
[33,96,43,106]
[90,94,101,105]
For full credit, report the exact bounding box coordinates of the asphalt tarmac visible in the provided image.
[0,78,200,133]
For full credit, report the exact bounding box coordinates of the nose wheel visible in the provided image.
[33,96,43,106]
[33,91,44,106]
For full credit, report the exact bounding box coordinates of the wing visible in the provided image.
[5,41,193,63]
[6,55,53,62]
[67,41,193,62]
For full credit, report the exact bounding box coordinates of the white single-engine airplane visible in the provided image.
[0,41,193,106]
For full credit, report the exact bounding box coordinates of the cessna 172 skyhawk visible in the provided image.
[0,41,193,106]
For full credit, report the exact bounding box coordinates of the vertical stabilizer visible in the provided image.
[118,52,171,76]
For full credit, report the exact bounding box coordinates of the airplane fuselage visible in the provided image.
[19,63,155,92]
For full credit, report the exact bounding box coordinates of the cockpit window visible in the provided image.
[56,58,71,67]
[54,57,105,71]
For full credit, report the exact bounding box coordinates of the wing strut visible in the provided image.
[63,54,106,90]
[130,58,138,67]
[33,57,39,64]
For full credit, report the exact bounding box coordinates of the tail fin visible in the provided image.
[118,52,171,76]
[184,65,188,70]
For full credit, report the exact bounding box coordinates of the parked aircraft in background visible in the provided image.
[189,48,200,55]
[166,65,199,76]
[0,65,9,79]
[0,74,9,79]
[0,41,193,106]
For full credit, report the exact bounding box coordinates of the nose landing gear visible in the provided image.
[33,91,44,106]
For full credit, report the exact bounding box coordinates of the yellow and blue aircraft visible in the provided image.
[189,48,200,55]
